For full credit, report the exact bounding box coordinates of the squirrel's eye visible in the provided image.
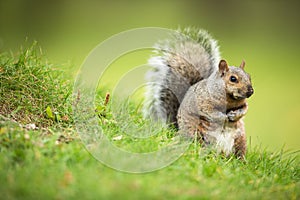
[230,76,238,83]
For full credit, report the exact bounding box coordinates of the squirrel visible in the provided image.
[144,27,254,158]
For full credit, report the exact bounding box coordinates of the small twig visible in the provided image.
[73,90,81,106]
[104,92,110,106]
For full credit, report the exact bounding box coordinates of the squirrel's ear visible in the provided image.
[219,60,229,75]
[240,60,245,69]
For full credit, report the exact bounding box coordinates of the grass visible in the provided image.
[0,44,299,199]
[0,42,72,127]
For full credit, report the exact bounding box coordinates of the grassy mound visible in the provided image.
[0,42,72,127]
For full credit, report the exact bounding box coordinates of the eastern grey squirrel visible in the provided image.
[144,27,254,157]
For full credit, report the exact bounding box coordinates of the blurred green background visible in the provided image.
[0,0,299,150]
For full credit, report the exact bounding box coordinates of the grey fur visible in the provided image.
[143,28,220,126]
[143,28,254,157]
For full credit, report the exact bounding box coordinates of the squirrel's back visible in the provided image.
[144,27,221,126]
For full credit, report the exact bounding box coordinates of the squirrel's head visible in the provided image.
[218,60,254,100]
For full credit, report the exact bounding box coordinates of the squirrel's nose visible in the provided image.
[246,85,254,97]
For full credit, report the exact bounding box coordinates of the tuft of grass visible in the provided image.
[94,93,179,153]
[0,42,72,127]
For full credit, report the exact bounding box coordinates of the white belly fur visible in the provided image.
[207,120,244,156]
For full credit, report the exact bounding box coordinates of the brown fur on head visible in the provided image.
[218,60,254,101]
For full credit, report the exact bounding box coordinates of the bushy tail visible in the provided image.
[143,27,220,127]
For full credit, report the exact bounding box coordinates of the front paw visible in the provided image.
[227,111,236,121]
[227,110,242,122]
